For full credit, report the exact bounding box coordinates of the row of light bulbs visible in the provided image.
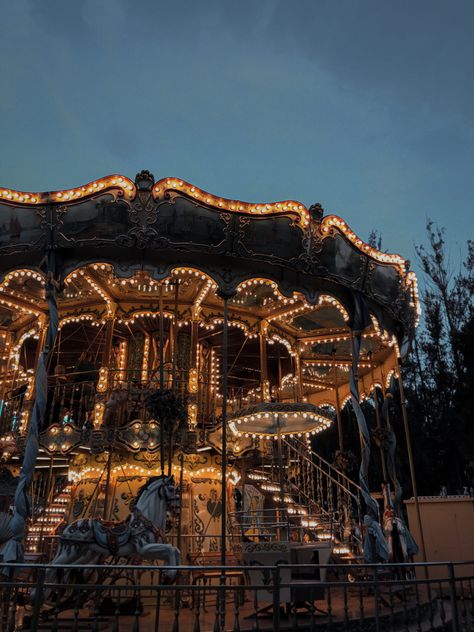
[153,178,310,228]
[68,461,240,484]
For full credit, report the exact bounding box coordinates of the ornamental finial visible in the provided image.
[309,203,324,221]
[135,170,155,191]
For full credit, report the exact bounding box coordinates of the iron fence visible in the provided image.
[0,561,472,631]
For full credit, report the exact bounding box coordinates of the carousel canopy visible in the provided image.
[0,170,419,342]
[228,401,334,438]
[0,170,419,410]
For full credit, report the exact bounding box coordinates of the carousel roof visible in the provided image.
[0,170,419,352]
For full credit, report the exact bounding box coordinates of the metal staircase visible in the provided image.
[26,477,71,554]
[234,437,364,560]
[282,436,364,554]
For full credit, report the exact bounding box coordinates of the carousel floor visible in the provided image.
[27,586,443,632]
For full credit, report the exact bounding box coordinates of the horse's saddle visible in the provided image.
[93,518,131,554]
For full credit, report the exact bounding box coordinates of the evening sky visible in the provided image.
[0,0,472,274]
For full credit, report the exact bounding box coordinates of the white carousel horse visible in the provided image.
[40,475,181,596]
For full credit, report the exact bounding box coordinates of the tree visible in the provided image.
[403,222,474,493]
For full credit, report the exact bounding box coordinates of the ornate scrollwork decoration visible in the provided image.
[298,218,324,274]
[126,171,159,249]
[40,422,83,455]
[115,419,161,452]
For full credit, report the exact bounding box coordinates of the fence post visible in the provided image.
[273,565,280,632]
[448,563,460,632]
[30,566,46,631]
[373,569,380,632]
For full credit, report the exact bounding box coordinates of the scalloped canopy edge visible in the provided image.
[0,173,411,273]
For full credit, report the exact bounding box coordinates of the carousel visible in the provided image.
[0,170,422,624]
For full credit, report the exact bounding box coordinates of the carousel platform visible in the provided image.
[4,561,471,632]
[18,586,449,632]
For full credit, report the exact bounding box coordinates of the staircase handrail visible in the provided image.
[283,436,362,505]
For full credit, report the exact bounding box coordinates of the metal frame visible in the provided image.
[0,561,472,632]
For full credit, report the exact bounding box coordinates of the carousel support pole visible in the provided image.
[259,321,269,401]
[206,349,213,423]
[21,322,47,434]
[291,355,298,403]
[37,454,54,555]
[295,346,303,402]
[394,351,428,564]
[103,450,113,519]
[188,317,200,428]
[167,429,173,477]
[332,352,344,452]
[277,346,282,402]
[172,279,179,391]
[9,336,23,402]
[102,313,116,370]
[190,320,199,370]
[370,360,388,483]
[159,283,165,476]
[0,333,12,435]
[177,453,184,553]
[220,298,229,565]
[349,318,380,534]
[159,283,165,390]
[219,295,230,629]
[0,332,14,417]
[276,415,287,541]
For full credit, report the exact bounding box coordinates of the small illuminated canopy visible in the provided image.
[228,402,334,437]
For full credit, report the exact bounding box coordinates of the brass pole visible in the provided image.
[219,297,229,630]
[159,283,165,476]
[177,452,184,553]
[291,355,298,402]
[394,351,428,563]
[276,415,286,540]
[220,298,229,567]
[172,280,179,390]
[370,360,388,483]
[159,284,165,390]
[37,454,54,554]
[190,320,199,369]
[277,346,282,402]
[294,347,303,402]
[259,323,269,401]
[0,332,14,408]
[333,356,344,451]
[102,316,115,369]
[103,450,113,519]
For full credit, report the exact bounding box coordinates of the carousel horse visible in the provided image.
[37,475,181,599]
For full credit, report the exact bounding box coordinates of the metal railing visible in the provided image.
[0,561,472,631]
[282,436,364,551]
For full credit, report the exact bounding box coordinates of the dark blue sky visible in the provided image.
[1,0,472,267]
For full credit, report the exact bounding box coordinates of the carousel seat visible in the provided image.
[93,518,131,554]
[97,518,129,531]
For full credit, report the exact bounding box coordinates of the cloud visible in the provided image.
[0,0,472,263]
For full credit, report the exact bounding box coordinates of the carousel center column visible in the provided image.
[259,319,270,402]
[187,307,200,429]
[217,289,234,631]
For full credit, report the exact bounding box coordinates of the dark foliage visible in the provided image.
[318,223,474,497]
[402,223,474,493]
